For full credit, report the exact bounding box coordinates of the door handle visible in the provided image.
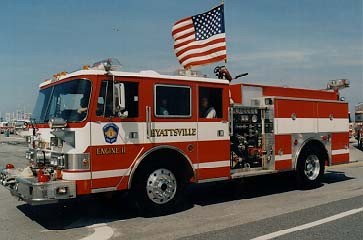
[146,106,151,139]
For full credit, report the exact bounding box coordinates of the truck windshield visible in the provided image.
[32,79,91,123]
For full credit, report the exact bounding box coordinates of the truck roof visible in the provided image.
[39,69,340,102]
[39,69,230,88]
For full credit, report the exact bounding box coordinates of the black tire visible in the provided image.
[296,146,325,189]
[132,160,186,216]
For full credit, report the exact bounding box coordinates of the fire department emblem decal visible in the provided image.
[103,123,119,144]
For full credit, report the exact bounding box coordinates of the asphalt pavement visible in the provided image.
[181,195,363,240]
[0,134,362,240]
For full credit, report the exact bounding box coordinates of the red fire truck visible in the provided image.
[0,122,8,134]
[1,59,350,213]
[0,122,14,135]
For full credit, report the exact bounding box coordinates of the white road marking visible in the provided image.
[251,207,363,240]
[79,223,114,240]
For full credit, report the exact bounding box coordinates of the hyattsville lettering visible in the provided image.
[150,128,197,137]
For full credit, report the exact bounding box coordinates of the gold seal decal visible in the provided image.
[150,128,197,137]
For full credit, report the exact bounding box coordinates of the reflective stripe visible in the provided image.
[275,154,292,161]
[318,118,349,132]
[332,149,349,155]
[62,168,130,181]
[62,171,91,181]
[63,160,230,181]
[90,121,230,146]
[275,118,348,134]
[92,169,130,179]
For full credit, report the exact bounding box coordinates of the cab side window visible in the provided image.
[96,81,113,117]
[199,87,223,118]
[123,82,139,118]
[97,80,139,118]
[155,85,191,117]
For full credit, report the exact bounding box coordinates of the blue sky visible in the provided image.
[0,0,362,116]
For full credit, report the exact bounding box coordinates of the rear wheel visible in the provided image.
[296,147,325,188]
[132,161,185,215]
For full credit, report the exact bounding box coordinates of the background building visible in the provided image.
[356,103,363,123]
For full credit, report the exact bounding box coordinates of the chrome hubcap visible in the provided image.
[304,155,320,180]
[146,168,177,204]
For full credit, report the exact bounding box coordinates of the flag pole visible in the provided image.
[223,0,226,66]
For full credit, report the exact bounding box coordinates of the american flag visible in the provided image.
[172,4,226,69]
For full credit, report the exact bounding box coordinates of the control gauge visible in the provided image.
[252,114,258,123]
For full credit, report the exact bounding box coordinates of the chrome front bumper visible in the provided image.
[1,168,76,206]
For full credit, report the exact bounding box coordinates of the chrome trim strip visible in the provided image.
[91,187,117,193]
[197,177,229,183]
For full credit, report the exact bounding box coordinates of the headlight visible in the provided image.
[35,151,51,164]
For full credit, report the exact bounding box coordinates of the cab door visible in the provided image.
[90,79,140,190]
[196,84,230,181]
[147,82,198,173]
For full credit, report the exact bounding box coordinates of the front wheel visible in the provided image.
[146,168,177,205]
[296,148,325,188]
[132,163,185,215]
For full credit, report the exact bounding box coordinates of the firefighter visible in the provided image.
[159,98,169,115]
[200,97,216,118]
[77,96,89,119]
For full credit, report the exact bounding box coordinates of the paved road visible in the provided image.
[0,136,28,168]
[0,135,362,240]
[181,195,363,240]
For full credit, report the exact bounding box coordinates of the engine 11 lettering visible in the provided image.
[96,147,125,155]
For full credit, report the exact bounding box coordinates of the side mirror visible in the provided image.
[113,82,126,115]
